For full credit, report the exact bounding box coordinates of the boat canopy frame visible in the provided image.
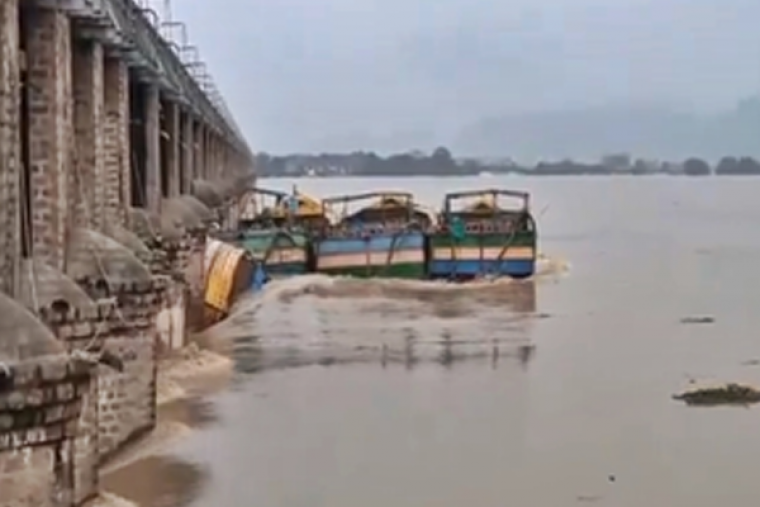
[321,191,417,222]
[442,188,530,216]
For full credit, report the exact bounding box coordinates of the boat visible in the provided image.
[313,191,432,279]
[223,186,325,276]
[427,189,537,280]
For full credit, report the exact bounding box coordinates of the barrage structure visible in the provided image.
[0,0,253,505]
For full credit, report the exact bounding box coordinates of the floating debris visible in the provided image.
[679,316,715,325]
[673,383,760,406]
[742,359,760,366]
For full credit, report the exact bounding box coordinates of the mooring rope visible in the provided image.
[384,221,422,275]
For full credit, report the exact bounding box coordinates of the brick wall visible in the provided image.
[144,85,161,215]
[96,333,155,460]
[181,112,193,193]
[72,371,98,505]
[72,39,104,230]
[26,6,73,271]
[211,134,220,180]
[0,0,21,295]
[192,121,202,180]
[66,278,164,462]
[201,127,209,179]
[0,355,94,507]
[166,100,180,197]
[103,57,130,228]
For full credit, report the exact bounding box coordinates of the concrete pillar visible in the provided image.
[180,111,192,193]
[208,133,216,180]
[166,101,180,197]
[215,135,223,180]
[144,84,160,213]
[103,56,130,227]
[205,133,212,180]
[215,135,222,180]
[197,126,204,179]
[193,120,202,180]
[26,6,72,271]
[206,129,213,179]
[72,39,104,230]
[200,124,208,179]
[0,0,21,295]
[218,142,226,179]
[215,137,221,180]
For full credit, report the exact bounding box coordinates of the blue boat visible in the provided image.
[427,189,537,280]
[313,192,432,279]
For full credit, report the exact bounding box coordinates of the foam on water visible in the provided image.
[206,255,568,371]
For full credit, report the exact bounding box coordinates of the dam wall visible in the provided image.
[0,0,253,505]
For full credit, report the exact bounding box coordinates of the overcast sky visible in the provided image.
[168,0,760,153]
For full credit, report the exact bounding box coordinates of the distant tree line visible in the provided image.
[255,149,760,177]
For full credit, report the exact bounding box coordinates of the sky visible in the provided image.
[167,0,760,154]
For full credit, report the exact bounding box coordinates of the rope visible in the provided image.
[486,212,534,278]
[261,228,298,264]
[486,226,519,278]
[384,222,421,273]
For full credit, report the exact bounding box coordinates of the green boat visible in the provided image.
[427,188,537,280]
[229,187,327,276]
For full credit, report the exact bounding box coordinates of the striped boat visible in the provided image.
[314,192,432,279]
[236,229,310,276]
[224,185,326,277]
[428,189,537,280]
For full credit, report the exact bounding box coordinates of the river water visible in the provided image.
[106,176,760,507]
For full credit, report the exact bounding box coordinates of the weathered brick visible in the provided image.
[180,111,193,193]
[72,38,105,230]
[25,6,72,271]
[103,56,130,228]
[39,360,66,382]
[192,120,203,179]
[0,0,21,295]
[96,328,157,460]
[144,84,161,214]
[165,100,181,197]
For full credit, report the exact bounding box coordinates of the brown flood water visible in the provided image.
[106,176,760,507]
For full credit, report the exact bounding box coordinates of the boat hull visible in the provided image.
[427,232,536,279]
[236,230,310,276]
[314,232,426,279]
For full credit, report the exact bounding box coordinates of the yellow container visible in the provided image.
[204,242,254,322]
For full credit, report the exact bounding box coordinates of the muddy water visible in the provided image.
[108,177,760,506]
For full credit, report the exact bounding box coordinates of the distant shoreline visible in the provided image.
[261,172,760,178]
[255,151,760,178]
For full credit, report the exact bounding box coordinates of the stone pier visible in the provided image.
[0,0,254,505]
